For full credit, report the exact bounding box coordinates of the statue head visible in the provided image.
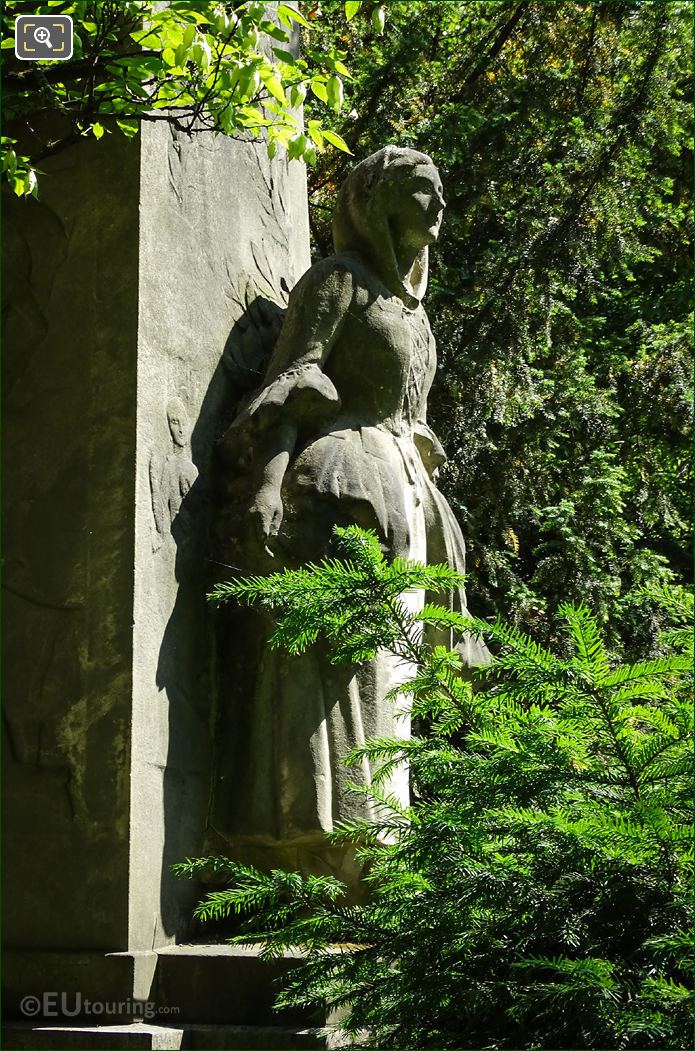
[166,397,189,447]
[332,146,446,308]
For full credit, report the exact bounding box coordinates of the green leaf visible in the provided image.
[272,47,297,65]
[307,123,324,150]
[219,107,238,135]
[191,40,211,70]
[290,83,307,108]
[237,68,262,101]
[116,119,139,139]
[322,129,352,154]
[277,4,310,29]
[345,1,361,20]
[260,70,287,105]
[169,4,212,25]
[91,122,105,140]
[263,22,292,42]
[371,6,385,34]
[310,80,328,104]
[326,75,343,111]
[288,132,307,160]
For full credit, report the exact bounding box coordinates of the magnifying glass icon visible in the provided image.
[34,25,52,47]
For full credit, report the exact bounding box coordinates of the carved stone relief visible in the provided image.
[149,397,198,552]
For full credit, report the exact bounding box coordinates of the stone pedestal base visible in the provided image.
[3,945,345,1050]
[3,1024,333,1050]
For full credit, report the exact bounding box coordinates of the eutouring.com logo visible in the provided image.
[20,993,180,1021]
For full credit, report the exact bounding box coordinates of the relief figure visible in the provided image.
[150,397,198,551]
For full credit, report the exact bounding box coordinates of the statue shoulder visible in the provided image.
[289,254,359,309]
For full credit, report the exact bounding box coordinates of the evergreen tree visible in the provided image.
[304,1,693,653]
[177,528,693,1050]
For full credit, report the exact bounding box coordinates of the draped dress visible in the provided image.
[211,249,488,877]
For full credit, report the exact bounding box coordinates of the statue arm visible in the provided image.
[412,327,447,477]
[149,454,166,537]
[247,263,354,544]
[414,419,447,477]
[264,261,354,379]
[249,420,297,542]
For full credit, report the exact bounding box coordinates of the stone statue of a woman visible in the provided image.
[211,146,489,883]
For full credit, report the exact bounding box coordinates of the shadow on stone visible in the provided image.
[156,297,287,941]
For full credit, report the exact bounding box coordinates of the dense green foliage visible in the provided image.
[305,1,693,653]
[178,527,693,1049]
[1,0,378,195]
[5,2,689,651]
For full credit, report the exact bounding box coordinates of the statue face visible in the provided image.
[167,402,188,447]
[391,165,446,248]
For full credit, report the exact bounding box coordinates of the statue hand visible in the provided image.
[249,488,284,548]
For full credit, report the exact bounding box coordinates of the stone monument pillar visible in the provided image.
[3,111,310,1013]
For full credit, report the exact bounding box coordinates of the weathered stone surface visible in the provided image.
[152,944,316,1026]
[2,1023,184,1050]
[180,1025,330,1050]
[3,130,140,952]
[3,945,342,1048]
[3,1023,334,1050]
[4,106,310,977]
[129,117,310,951]
[3,949,145,1023]
[212,146,490,880]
